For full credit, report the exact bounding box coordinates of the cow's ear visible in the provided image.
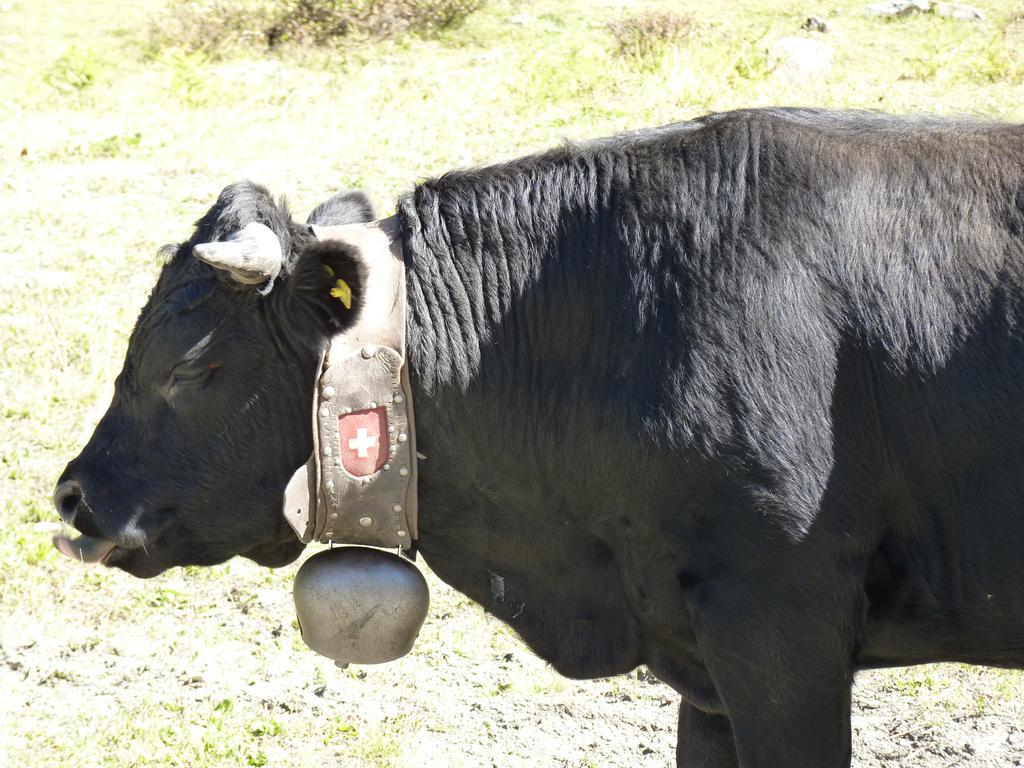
[288,239,366,332]
[307,190,375,227]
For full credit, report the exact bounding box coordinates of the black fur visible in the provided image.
[57,110,1024,767]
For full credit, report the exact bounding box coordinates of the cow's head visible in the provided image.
[53,182,374,577]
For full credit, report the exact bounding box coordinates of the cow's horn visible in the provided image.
[192,222,283,285]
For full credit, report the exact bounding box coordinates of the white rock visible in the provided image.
[934,1,984,20]
[864,0,983,19]
[768,37,834,79]
[864,0,930,17]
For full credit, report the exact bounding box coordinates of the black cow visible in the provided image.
[54,109,1024,767]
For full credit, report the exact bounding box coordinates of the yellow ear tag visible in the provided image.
[330,278,352,309]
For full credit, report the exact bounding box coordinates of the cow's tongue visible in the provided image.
[52,534,116,564]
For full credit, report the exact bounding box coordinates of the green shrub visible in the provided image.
[967,34,1024,84]
[732,37,773,82]
[44,46,105,93]
[168,50,212,105]
[900,30,1024,84]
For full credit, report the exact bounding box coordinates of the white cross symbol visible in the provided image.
[348,427,378,458]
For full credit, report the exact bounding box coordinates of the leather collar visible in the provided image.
[282,217,418,550]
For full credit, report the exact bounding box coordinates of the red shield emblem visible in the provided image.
[338,407,388,477]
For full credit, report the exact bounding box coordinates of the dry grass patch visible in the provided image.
[607,9,696,62]
[148,0,488,55]
[269,0,488,44]
[147,0,276,58]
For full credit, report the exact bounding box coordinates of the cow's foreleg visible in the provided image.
[688,570,857,767]
[677,700,738,768]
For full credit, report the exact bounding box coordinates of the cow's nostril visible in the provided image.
[53,480,83,524]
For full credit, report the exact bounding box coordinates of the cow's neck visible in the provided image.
[397,158,602,500]
[389,154,646,678]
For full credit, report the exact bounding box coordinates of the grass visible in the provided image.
[2,0,1024,765]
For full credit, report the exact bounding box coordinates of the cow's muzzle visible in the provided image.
[52,479,118,565]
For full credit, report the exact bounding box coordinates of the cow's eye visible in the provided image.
[169,363,219,389]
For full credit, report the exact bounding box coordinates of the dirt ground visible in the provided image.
[3,533,1023,767]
